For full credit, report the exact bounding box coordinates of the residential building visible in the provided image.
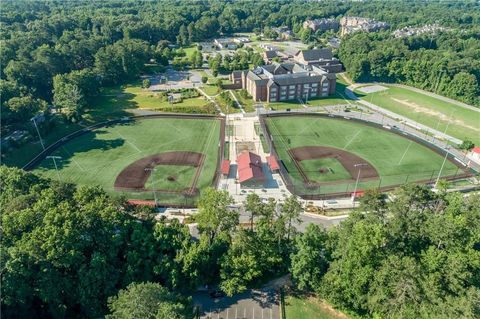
[293,48,343,73]
[214,38,237,50]
[259,43,279,51]
[263,50,282,64]
[233,37,251,44]
[339,16,389,36]
[303,18,340,32]
[272,26,293,40]
[229,61,336,102]
[393,24,447,38]
[237,151,265,186]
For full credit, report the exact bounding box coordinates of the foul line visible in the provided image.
[343,130,361,150]
[61,146,86,171]
[397,141,413,165]
[115,130,142,153]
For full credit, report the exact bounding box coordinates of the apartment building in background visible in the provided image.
[303,18,340,32]
[340,16,389,36]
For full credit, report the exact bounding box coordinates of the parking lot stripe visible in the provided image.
[270,308,273,319]
[235,307,238,319]
[226,308,229,319]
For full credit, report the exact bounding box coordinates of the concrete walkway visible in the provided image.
[196,87,222,113]
[229,90,246,114]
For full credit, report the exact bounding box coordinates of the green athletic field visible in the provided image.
[266,115,462,195]
[33,117,221,205]
[355,84,480,145]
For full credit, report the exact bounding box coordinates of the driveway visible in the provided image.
[193,287,280,319]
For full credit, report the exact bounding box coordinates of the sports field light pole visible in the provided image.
[144,167,158,206]
[46,156,62,180]
[31,116,45,150]
[352,163,368,205]
[434,146,450,189]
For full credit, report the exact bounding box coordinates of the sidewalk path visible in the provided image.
[229,90,246,114]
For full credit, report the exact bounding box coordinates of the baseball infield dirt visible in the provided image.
[288,146,379,184]
[114,151,204,191]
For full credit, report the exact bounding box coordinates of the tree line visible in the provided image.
[338,30,480,106]
[1,165,479,318]
[1,0,479,142]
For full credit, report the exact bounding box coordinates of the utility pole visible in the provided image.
[46,156,62,180]
[31,116,45,150]
[144,167,158,206]
[352,163,368,205]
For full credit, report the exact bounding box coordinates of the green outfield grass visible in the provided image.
[266,115,461,195]
[33,117,221,204]
[355,85,480,145]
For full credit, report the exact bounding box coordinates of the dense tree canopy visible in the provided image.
[338,29,480,106]
[0,166,192,318]
[291,185,480,318]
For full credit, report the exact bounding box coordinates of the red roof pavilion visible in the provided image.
[237,151,265,184]
[472,146,480,154]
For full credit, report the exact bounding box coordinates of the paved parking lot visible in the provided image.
[193,288,280,319]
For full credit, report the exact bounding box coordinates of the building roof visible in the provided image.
[266,155,280,171]
[237,151,265,183]
[263,50,278,59]
[221,160,231,175]
[472,146,480,154]
[297,48,333,62]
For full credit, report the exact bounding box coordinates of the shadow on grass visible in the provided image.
[84,90,138,122]
[39,131,126,170]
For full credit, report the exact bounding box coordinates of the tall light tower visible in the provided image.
[435,146,450,189]
[46,156,62,180]
[145,167,158,206]
[352,163,368,204]
[31,116,45,150]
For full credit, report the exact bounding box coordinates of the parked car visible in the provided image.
[209,290,225,298]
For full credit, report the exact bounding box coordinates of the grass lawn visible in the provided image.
[32,117,221,204]
[355,84,480,145]
[231,90,256,112]
[300,158,352,183]
[215,93,242,114]
[266,115,460,195]
[145,165,197,191]
[267,81,357,111]
[202,84,220,96]
[267,100,304,111]
[182,45,198,60]
[285,294,347,319]
[91,83,211,113]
